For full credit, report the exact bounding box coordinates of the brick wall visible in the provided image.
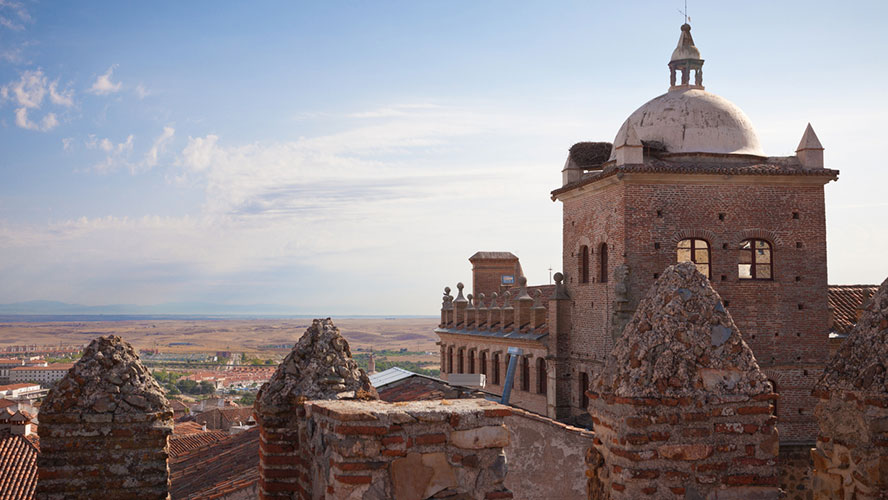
[260,399,514,500]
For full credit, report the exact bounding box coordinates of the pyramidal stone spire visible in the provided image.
[257,318,378,412]
[37,335,173,499]
[796,123,825,169]
[594,261,768,398]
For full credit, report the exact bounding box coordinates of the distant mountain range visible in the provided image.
[0,300,433,319]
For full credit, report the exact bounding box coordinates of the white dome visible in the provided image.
[609,88,764,160]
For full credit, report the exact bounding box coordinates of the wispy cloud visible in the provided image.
[88,65,122,95]
[1,69,74,131]
[143,126,175,169]
[0,0,31,31]
[134,84,150,99]
[85,125,176,173]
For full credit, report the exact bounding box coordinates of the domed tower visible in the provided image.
[552,23,839,443]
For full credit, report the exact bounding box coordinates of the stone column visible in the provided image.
[37,335,173,500]
[811,277,888,499]
[588,263,779,499]
[255,318,379,499]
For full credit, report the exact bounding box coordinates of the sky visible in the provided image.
[0,1,886,315]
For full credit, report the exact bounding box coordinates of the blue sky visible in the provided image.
[1,1,886,314]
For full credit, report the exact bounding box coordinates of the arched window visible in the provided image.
[537,358,547,395]
[447,347,453,373]
[739,239,773,280]
[480,351,487,376]
[468,350,475,374]
[599,243,608,283]
[521,356,530,391]
[457,348,464,374]
[579,245,590,284]
[677,238,711,278]
[580,372,589,408]
[492,353,501,385]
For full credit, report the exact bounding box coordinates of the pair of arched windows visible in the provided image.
[677,238,773,280]
[578,243,608,284]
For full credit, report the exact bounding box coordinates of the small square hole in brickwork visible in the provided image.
[723,300,730,308]
[774,332,779,337]
[798,303,804,310]
[656,210,662,217]
[720,275,727,281]
[803,369,809,376]
[798,408,803,414]
[796,242,803,248]
[590,301,594,308]
[722,243,728,250]
[796,356,802,362]
[795,276,801,282]
[654,242,660,249]
[718,213,725,221]
[653,273,659,279]
[750,334,755,339]
[793,212,799,219]
[796,332,801,337]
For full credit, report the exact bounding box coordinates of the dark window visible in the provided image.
[458,349,464,374]
[739,239,773,280]
[537,358,547,395]
[677,238,711,278]
[468,350,475,374]
[521,356,530,391]
[492,353,500,385]
[579,245,589,284]
[580,372,589,408]
[480,351,487,376]
[599,243,608,283]
[447,347,453,373]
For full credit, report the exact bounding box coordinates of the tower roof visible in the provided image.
[670,23,702,62]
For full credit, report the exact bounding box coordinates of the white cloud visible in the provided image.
[14,107,58,131]
[181,134,218,171]
[89,65,122,95]
[143,126,175,169]
[62,137,74,152]
[134,84,150,99]
[1,69,73,131]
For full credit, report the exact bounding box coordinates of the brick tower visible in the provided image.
[551,23,838,443]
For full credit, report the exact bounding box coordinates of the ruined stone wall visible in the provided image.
[503,407,595,500]
[811,277,888,499]
[296,399,512,500]
[36,335,174,500]
[778,444,813,500]
[622,181,830,442]
[560,180,626,418]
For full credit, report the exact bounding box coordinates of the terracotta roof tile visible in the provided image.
[0,430,38,500]
[169,430,229,457]
[829,284,880,335]
[170,427,259,499]
[173,421,207,436]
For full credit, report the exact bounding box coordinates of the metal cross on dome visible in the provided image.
[678,0,691,24]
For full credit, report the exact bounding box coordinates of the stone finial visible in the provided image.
[594,262,768,398]
[256,318,378,414]
[37,335,173,499]
[552,272,570,300]
[532,289,544,309]
[501,291,513,309]
[476,292,487,309]
[816,276,888,393]
[514,276,532,302]
[467,293,474,308]
[454,282,468,303]
[796,122,824,169]
[443,286,453,310]
[489,292,500,309]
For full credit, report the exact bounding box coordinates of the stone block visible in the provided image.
[451,425,510,450]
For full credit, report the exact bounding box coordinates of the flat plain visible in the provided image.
[0,317,440,355]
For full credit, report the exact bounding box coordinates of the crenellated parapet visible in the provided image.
[437,277,553,341]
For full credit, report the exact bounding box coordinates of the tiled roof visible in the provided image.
[0,400,14,410]
[552,156,839,197]
[10,364,73,371]
[193,407,255,431]
[173,421,206,435]
[169,430,229,457]
[0,384,38,392]
[170,400,190,412]
[829,284,879,336]
[0,430,38,500]
[170,427,259,500]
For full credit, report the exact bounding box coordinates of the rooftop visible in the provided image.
[0,430,38,500]
[828,284,880,336]
[169,427,259,500]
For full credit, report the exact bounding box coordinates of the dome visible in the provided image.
[608,88,765,160]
